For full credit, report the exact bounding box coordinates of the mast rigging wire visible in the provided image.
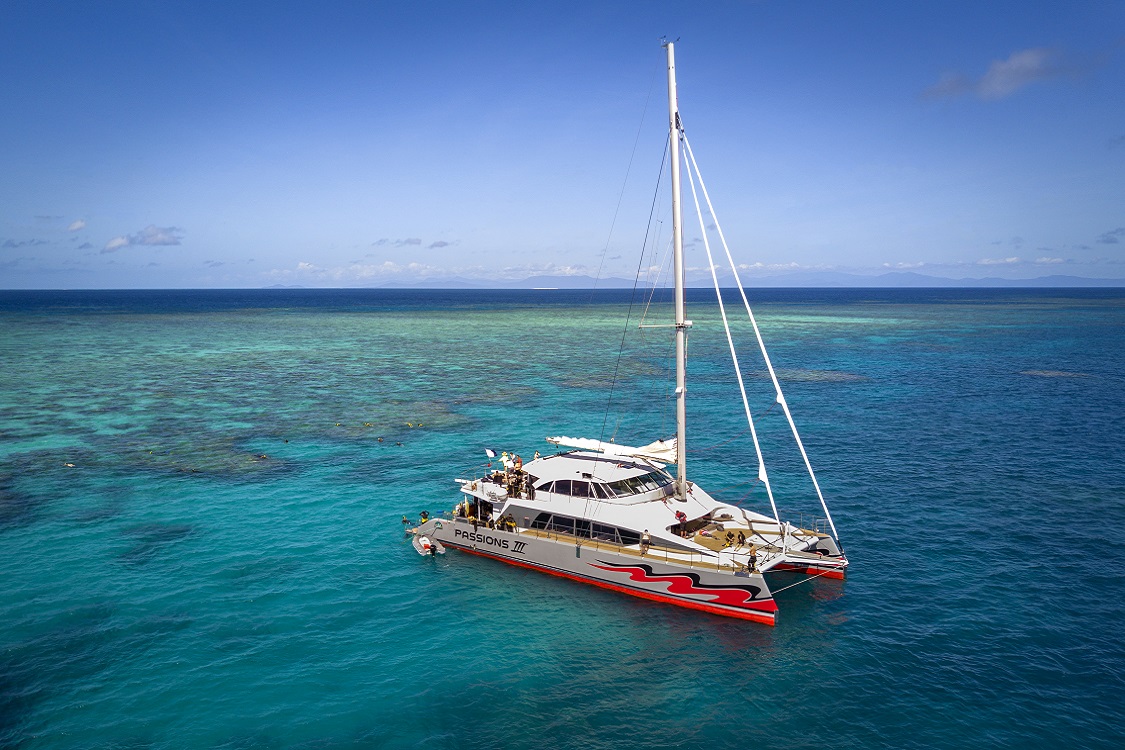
[681,134,783,530]
[681,133,841,544]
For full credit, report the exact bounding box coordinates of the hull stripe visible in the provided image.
[590,562,779,612]
[448,543,777,626]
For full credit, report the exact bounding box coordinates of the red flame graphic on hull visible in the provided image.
[591,562,778,613]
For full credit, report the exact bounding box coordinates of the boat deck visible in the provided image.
[503,524,826,575]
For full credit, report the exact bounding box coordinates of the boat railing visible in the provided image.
[778,510,831,536]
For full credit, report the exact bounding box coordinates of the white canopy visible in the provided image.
[545,436,677,465]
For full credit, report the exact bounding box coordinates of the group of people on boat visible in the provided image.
[454,499,517,533]
[480,451,535,500]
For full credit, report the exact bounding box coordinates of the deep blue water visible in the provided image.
[1,287,1123,749]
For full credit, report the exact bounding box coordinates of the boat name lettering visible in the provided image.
[454,528,523,553]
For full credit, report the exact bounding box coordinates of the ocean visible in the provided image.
[1,287,1123,749]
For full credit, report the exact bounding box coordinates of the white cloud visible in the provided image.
[102,236,130,253]
[102,224,184,253]
[977,48,1057,99]
[1034,257,1064,264]
[976,256,1022,265]
[133,225,182,245]
[925,47,1062,100]
[67,219,86,232]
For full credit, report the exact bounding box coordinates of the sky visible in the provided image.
[1,0,1123,288]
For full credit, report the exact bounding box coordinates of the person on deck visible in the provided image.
[641,530,651,555]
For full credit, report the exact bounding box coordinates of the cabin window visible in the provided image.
[547,516,574,534]
[611,483,631,498]
[605,471,672,497]
[606,477,640,496]
[532,512,636,546]
[552,480,571,496]
[618,528,641,545]
[591,523,618,543]
[570,481,591,498]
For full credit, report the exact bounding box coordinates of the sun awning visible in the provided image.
[545,436,677,465]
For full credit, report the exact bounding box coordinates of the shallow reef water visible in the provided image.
[1,287,1124,749]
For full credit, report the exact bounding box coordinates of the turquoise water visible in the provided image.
[2,288,1124,748]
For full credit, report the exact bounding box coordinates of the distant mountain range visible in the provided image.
[360,271,1125,289]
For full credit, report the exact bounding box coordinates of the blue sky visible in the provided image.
[2,0,1123,288]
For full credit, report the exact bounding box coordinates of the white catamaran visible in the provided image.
[410,42,847,626]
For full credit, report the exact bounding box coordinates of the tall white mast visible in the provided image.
[665,41,689,500]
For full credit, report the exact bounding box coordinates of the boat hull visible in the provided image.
[418,517,779,625]
[771,561,846,580]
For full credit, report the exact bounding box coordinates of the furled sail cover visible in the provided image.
[545,436,677,465]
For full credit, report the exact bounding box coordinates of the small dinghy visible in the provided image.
[412,534,445,556]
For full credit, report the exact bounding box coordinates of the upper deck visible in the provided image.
[523,451,675,505]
